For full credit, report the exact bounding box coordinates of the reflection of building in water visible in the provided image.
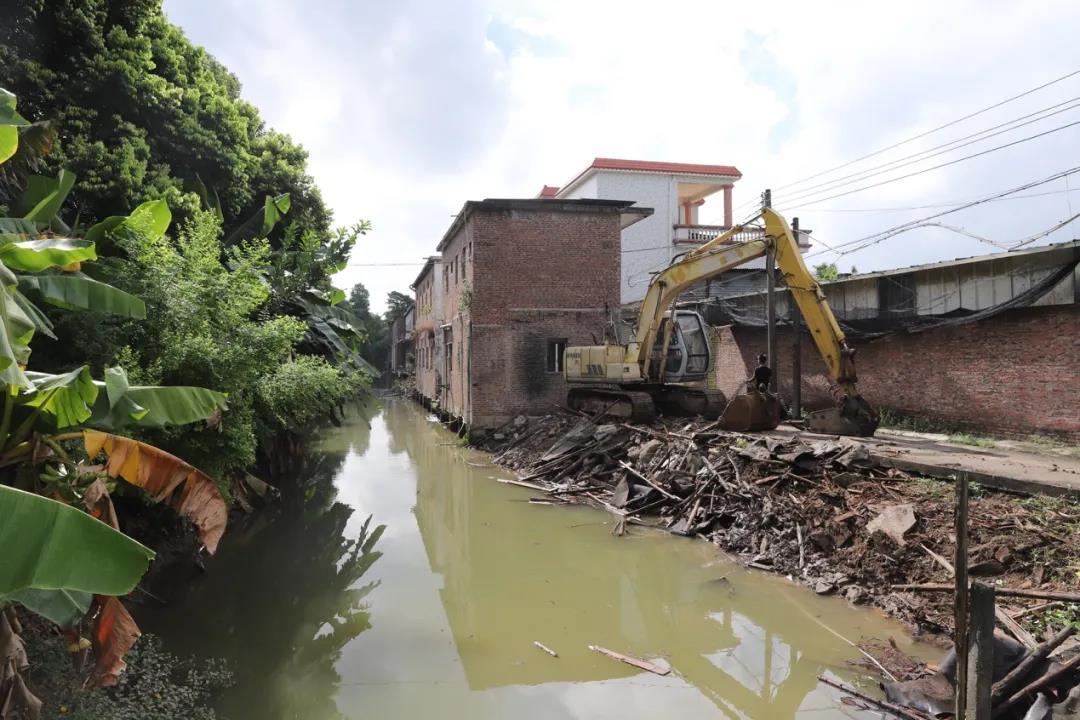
[382,402,847,718]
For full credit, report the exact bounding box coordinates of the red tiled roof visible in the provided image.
[537,185,560,198]
[590,157,742,178]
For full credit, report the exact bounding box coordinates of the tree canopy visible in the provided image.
[0,0,330,240]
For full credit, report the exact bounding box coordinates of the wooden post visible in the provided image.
[791,216,802,416]
[764,189,777,391]
[968,581,995,719]
[954,472,971,720]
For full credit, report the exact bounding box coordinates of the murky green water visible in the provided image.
[141,399,934,719]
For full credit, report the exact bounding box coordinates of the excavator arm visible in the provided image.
[626,208,877,435]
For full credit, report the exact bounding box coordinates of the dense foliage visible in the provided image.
[0,2,376,713]
[0,1,374,481]
[0,0,330,239]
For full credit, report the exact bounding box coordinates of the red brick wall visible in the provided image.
[439,207,621,427]
[713,305,1080,441]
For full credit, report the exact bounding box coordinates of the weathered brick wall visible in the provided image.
[437,207,621,427]
[713,305,1080,440]
[439,224,473,419]
[468,209,620,426]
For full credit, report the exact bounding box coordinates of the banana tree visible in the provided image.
[0,91,234,713]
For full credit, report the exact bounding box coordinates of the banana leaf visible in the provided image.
[0,485,154,598]
[0,286,35,389]
[84,200,170,250]
[225,193,290,245]
[84,431,227,553]
[17,169,75,224]
[18,272,146,318]
[0,88,29,164]
[6,588,91,628]
[90,366,227,429]
[0,237,96,273]
[21,368,227,431]
[22,366,97,428]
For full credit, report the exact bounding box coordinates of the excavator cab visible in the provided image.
[651,311,711,382]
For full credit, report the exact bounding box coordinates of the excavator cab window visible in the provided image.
[675,311,710,377]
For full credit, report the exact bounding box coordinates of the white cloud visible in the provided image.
[165,0,1080,311]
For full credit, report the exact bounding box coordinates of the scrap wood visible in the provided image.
[817,676,931,720]
[533,641,558,658]
[1011,601,1063,620]
[618,460,679,501]
[497,477,549,492]
[990,625,1076,706]
[587,645,670,676]
[991,652,1080,719]
[892,585,1080,603]
[994,606,1039,651]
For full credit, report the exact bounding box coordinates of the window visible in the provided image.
[444,328,453,372]
[546,339,567,373]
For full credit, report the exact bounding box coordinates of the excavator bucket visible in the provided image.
[718,391,785,432]
[805,395,879,437]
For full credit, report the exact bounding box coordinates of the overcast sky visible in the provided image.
[165,0,1080,313]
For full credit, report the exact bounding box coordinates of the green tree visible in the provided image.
[813,262,839,281]
[0,0,330,241]
[385,290,413,320]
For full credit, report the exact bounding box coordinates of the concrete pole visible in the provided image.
[791,217,802,416]
[967,582,995,719]
[764,189,777,390]
[954,472,971,720]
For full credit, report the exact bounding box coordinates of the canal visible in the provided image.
[141,399,933,719]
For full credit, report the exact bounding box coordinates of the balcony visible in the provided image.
[673,224,732,244]
[673,224,813,249]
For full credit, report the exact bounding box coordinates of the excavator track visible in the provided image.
[567,387,657,423]
[652,386,728,420]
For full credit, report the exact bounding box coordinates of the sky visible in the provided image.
[164,0,1080,314]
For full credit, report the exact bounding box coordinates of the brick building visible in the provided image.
[411,256,444,403]
[703,240,1080,440]
[422,198,651,428]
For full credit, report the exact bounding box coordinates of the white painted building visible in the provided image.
[539,158,743,304]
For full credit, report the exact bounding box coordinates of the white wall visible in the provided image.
[593,172,675,304]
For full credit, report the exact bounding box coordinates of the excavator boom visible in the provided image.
[564,209,878,436]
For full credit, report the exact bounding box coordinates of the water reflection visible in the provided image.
[139,406,385,720]
[380,400,928,719]
[144,400,932,720]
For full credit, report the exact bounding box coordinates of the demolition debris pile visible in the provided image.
[476,413,1080,636]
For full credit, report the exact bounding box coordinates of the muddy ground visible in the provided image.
[473,412,1080,649]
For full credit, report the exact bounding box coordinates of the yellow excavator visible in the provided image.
[563,208,879,437]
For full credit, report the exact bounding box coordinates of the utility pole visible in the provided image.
[763,189,777,391]
[791,216,802,416]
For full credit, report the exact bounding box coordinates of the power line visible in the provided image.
[776,119,1080,212]
[772,68,1080,194]
[802,165,1080,260]
[788,186,1080,213]
[773,96,1080,207]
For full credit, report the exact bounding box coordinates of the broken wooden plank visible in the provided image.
[533,641,558,658]
[991,652,1080,719]
[588,645,670,676]
[497,477,549,492]
[891,584,1080,602]
[618,460,680,501]
[993,605,1038,651]
[989,625,1076,706]
[817,676,931,720]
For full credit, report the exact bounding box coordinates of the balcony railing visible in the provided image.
[673,224,812,249]
[673,224,731,244]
